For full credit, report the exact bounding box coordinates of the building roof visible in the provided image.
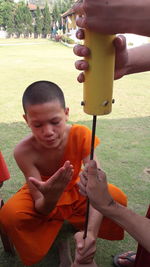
[61,0,82,17]
[28,3,37,11]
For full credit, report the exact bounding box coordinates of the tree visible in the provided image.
[0,0,16,36]
[0,0,4,26]
[24,5,33,37]
[15,2,26,37]
[34,6,43,37]
[15,2,33,38]
[52,0,74,29]
[42,2,51,38]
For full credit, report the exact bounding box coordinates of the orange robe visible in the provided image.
[0,124,127,265]
[0,151,10,182]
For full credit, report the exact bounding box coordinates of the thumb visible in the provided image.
[28,177,43,191]
[88,160,98,176]
[74,232,85,250]
[113,34,127,52]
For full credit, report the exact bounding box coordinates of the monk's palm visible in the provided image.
[29,161,73,200]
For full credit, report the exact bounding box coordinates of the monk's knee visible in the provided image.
[0,200,24,231]
[108,184,127,207]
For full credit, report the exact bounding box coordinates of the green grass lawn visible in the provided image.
[0,38,150,267]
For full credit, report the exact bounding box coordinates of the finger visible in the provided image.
[76,28,85,40]
[77,256,94,264]
[47,166,66,186]
[75,60,89,71]
[97,168,106,182]
[87,160,98,176]
[76,16,87,28]
[73,44,90,57]
[74,232,85,249]
[65,166,74,180]
[77,182,87,196]
[79,172,87,185]
[77,72,85,83]
[113,34,127,52]
[80,166,88,175]
[61,161,72,176]
[63,160,71,168]
[78,189,87,197]
[61,165,72,183]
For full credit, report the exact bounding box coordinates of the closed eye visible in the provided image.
[50,120,61,125]
[34,124,42,128]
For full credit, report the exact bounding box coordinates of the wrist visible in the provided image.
[125,48,132,75]
[35,197,56,215]
[99,199,118,217]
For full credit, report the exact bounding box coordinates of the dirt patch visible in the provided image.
[144,167,150,175]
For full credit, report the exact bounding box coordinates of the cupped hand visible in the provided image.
[29,161,74,201]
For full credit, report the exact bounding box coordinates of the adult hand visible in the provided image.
[78,160,113,213]
[73,231,96,264]
[73,0,150,36]
[73,32,128,82]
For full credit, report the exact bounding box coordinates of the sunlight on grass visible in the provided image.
[0,39,150,124]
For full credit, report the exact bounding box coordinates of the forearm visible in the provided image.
[102,202,150,252]
[122,0,150,36]
[87,204,103,238]
[126,44,150,75]
[34,196,58,215]
[128,0,150,36]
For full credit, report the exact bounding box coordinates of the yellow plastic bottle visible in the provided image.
[83,30,115,116]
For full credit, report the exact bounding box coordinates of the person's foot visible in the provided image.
[58,238,73,267]
[113,251,136,267]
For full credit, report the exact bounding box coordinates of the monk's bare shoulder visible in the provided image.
[14,134,36,162]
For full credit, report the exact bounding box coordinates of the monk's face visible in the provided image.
[23,100,69,149]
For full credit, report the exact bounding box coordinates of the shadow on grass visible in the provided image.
[0,116,150,266]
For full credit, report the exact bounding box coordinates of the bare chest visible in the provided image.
[35,150,65,177]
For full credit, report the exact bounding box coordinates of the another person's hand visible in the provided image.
[73,0,150,36]
[73,31,128,82]
[73,231,96,264]
[78,160,114,214]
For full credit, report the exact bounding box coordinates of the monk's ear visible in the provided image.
[23,114,28,124]
[65,107,69,121]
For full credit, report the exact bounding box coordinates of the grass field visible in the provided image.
[0,38,150,267]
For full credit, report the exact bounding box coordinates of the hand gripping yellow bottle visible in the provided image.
[83,30,115,116]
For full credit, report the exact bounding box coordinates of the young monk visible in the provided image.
[0,151,10,188]
[0,81,127,266]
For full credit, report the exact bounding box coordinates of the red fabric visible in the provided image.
[134,206,150,267]
[0,151,10,182]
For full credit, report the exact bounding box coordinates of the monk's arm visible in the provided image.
[27,162,73,215]
[14,148,61,215]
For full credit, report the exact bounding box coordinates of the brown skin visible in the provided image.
[73,33,128,82]
[73,32,150,83]
[73,0,150,37]
[14,99,102,266]
[78,160,150,253]
[14,100,73,215]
